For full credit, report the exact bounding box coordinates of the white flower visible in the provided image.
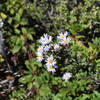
[57,31,68,40]
[36,52,44,62]
[46,55,56,67]
[60,37,71,45]
[54,44,60,51]
[63,72,71,81]
[39,34,52,45]
[0,19,3,28]
[47,66,55,72]
[37,46,44,53]
[44,45,51,52]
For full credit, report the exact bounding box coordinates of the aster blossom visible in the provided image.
[63,72,71,81]
[60,37,71,45]
[39,34,52,45]
[37,46,44,53]
[36,52,44,62]
[46,66,56,72]
[57,31,68,40]
[54,44,60,51]
[44,45,51,52]
[46,55,56,67]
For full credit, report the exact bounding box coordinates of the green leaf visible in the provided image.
[12,45,21,54]
[39,85,51,96]
[22,28,27,34]
[0,12,7,19]
[26,34,33,40]
[94,91,100,98]
[10,36,17,43]
[16,38,22,45]
[18,8,24,16]
[20,18,28,25]
[28,82,33,89]
[8,17,13,24]
[76,35,85,39]
[15,13,21,22]
[10,8,15,15]
[70,23,85,34]
[15,29,20,34]
[96,59,100,63]
[19,75,33,84]
[59,88,67,95]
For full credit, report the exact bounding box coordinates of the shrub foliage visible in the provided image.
[0,0,100,100]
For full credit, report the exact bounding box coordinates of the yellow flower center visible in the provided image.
[65,75,69,78]
[55,45,59,48]
[60,34,64,38]
[50,66,54,69]
[38,48,43,51]
[63,40,68,43]
[38,55,43,58]
[45,40,49,43]
[48,59,54,63]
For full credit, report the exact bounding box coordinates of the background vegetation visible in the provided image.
[0,0,100,100]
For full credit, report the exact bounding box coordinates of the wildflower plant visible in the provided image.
[36,31,73,81]
[11,33,100,100]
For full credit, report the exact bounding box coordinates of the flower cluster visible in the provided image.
[57,31,71,45]
[36,31,72,81]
